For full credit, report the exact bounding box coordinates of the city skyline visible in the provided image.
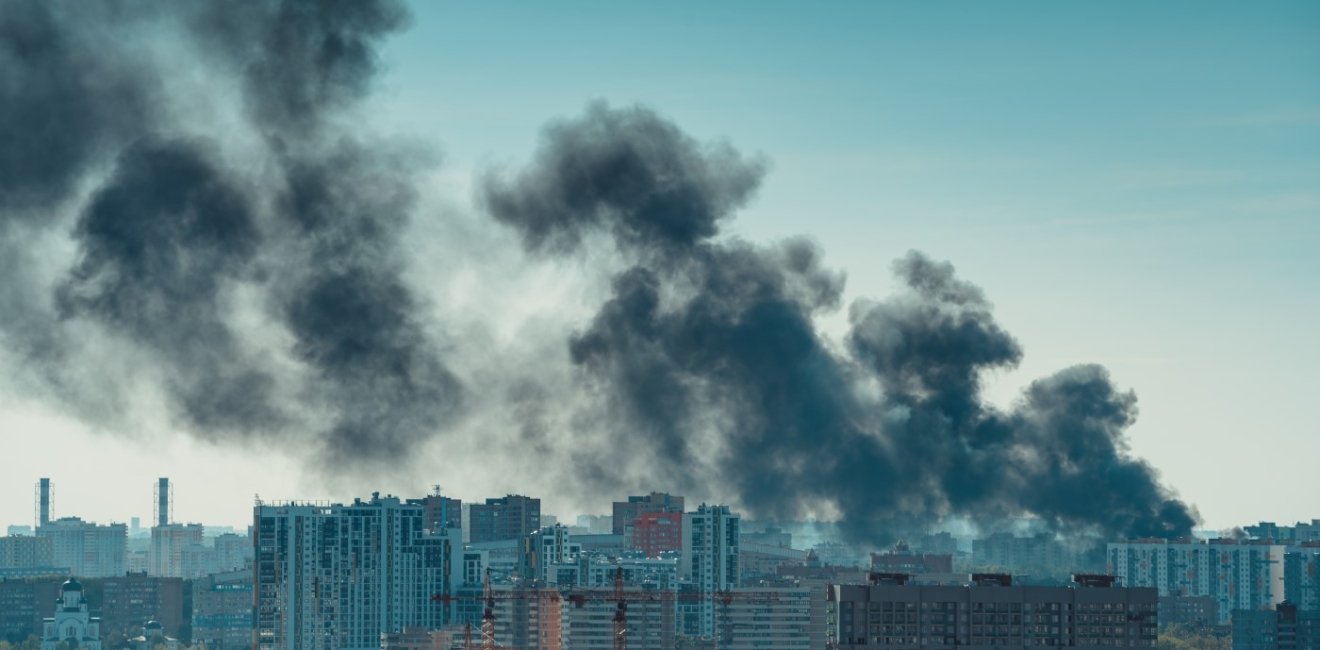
[1,1,1317,534]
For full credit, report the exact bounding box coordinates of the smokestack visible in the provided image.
[36,478,51,528]
[156,477,170,527]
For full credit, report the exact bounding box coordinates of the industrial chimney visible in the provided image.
[155,477,171,527]
[35,478,51,528]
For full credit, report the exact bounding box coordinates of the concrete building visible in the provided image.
[253,494,458,650]
[490,584,561,650]
[41,578,101,650]
[740,543,811,584]
[830,574,1158,649]
[212,531,252,573]
[1108,538,1286,625]
[90,573,186,641]
[0,535,55,569]
[681,504,740,638]
[1232,601,1320,650]
[715,587,813,650]
[562,586,677,650]
[1244,521,1320,545]
[1158,595,1219,630]
[522,524,580,584]
[1283,547,1319,612]
[149,523,205,577]
[973,533,1095,581]
[632,512,683,558]
[871,544,954,576]
[613,493,685,539]
[192,569,252,650]
[422,492,463,532]
[37,517,127,578]
[0,576,62,643]
[470,495,541,544]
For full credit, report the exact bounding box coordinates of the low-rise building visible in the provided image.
[830,573,1158,649]
[192,569,252,650]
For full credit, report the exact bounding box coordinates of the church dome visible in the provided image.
[62,577,83,592]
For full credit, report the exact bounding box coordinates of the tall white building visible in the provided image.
[681,504,740,638]
[1108,538,1285,624]
[37,517,127,578]
[254,494,460,650]
[149,523,205,577]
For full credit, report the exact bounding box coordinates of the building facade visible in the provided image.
[1232,601,1320,650]
[1283,548,1319,612]
[681,504,740,638]
[149,523,205,578]
[633,512,684,559]
[36,518,127,578]
[613,493,686,539]
[470,495,541,544]
[716,587,813,650]
[1108,539,1286,625]
[192,568,253,650]
[253,494,457,650]
[830,574,1158,649]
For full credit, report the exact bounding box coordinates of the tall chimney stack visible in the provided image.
[156,477,170,527]
[36,478,51,528]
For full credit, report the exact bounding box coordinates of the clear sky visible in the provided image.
[2,1,1317,531]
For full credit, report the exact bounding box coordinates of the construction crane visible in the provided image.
[613,567,627,650]
[482,568,496,650]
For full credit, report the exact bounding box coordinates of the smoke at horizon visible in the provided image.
[0,1,1196,543]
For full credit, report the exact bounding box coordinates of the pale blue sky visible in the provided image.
[371,1,1320,528]
[1,2,1315,530]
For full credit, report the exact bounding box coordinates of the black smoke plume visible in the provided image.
[0,0,460,471]
[484,103,1197,542]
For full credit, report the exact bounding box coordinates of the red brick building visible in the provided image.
[631,512,683,558]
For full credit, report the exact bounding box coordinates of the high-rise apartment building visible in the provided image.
[422,492,463,531]
[830,574,1158,649]
[37,517,127,578]
[521,524,580,584]
[253,494,457,650]
[681,504,740,638]
[1284,548,1319,612]
[613,493,685,537]
[1108,539,1286,625]
[0,535,55,569]
[469,495,541,544]
[149,523,205,578]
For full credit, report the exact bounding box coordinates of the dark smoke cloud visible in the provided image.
[484,102,766,256]
[0,1,154,214]
[188,0,409,137]
[273,143,463,467]
[487,103,1197,542]
[0,0,461,471]
[56,137,282,433]
[0,0,1197,538]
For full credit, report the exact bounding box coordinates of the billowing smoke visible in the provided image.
[1,1,1195,541]
[483,104,1196,541]
[0,0,459,470]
